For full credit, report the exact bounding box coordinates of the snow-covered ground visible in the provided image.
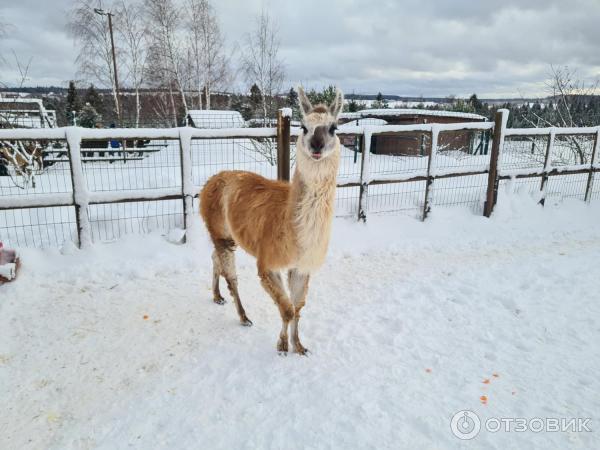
[1,192,599,449]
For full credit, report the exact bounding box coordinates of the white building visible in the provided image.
[186,110,245,129]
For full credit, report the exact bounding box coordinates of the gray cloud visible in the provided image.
[1,0,599,97]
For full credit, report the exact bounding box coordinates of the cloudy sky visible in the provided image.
[1,0,599,97]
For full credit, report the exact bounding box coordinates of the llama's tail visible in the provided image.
[200,172,230,245]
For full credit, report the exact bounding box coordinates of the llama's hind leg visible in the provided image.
[216,239,252,326]
[259,267,294,353]
[211,250,225,305]
[288,269,310,355]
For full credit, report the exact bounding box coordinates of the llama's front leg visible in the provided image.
[288,269,310,355]
[259,268,294,353]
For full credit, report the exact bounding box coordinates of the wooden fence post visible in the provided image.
[65,128,91,248]
[483,109,508,217]
[357,130,371,221]
[178,128,194,239]
[277,108,291,181]
[539,128,555,206]
[584,128,600,202]
[422,126,438,221]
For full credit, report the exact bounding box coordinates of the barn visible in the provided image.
[338,109,489,156]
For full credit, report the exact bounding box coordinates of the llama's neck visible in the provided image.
[288,142,340,273]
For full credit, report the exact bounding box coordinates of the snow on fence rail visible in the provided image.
[1,109,600,248]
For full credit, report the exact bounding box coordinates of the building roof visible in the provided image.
[187,110,245,128]
[340,109,487,121]
[0,98,56,128]
[338,118,388,129]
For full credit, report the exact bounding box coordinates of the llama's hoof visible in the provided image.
[213,297,226,305]
[294,344,309,355]
[240,317,253,326]
[277,338,289,353]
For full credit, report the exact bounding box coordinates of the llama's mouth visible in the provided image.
[310,151,322,160]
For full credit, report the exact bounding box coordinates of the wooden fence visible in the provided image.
[1,108,599,248]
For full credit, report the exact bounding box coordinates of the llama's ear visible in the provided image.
[297,86,313,117]
[329,88,344,119]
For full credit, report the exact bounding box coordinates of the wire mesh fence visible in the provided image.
[367,182,426,217]
[498,176,542,199]
[590,173,600,201]
[190,137,278,187]
[545,173,589,202]
[1,127,281,248]
[1,114,599,249]
[80,138,180,192]
[0,206,77,248]
[88,200,183,243]
[334,185,361,217]
[430,174,489,213]
[501,135,548,171]
[0,139,72,197]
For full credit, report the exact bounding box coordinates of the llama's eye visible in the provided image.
[329,124,337,135]
[301,125,308,134]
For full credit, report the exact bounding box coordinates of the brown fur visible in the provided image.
[312,105,328,114]
[200,87,343,353]
[201,171,302,269]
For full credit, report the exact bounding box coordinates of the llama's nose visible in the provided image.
[310,138,324,152]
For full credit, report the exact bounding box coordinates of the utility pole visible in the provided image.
[94,8,121,125]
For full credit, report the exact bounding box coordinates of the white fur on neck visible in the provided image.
[293,138,340,273]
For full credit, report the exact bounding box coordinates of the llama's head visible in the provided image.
[297,87,344,162]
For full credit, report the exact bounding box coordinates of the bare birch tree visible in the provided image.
[145,0,189,124]
[186,0,207,110]
[241,10,285,125]
[114,0,147,127]
[68,0,121,120]
[185,0,230,110]
[0,16,6,66]
[0,55,47,189]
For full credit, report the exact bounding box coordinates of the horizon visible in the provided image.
[0,85,568,102]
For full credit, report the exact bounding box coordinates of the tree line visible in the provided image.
[67,0,284,127]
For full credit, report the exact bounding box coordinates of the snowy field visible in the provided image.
[1,192,599,449]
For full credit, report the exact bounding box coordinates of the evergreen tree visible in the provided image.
[286,87,298,107]
[83,84,103,113]
[65,80,80,125]
[372,92,389,109]
[347,98,360,112]
[286,87,299,117]
[306,85,338,106]
[468,94,483,112]
[249,83,262,117]
[230,94,252,121]
[79,103,102,128]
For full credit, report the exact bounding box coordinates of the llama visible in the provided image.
[200,87,343,354]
